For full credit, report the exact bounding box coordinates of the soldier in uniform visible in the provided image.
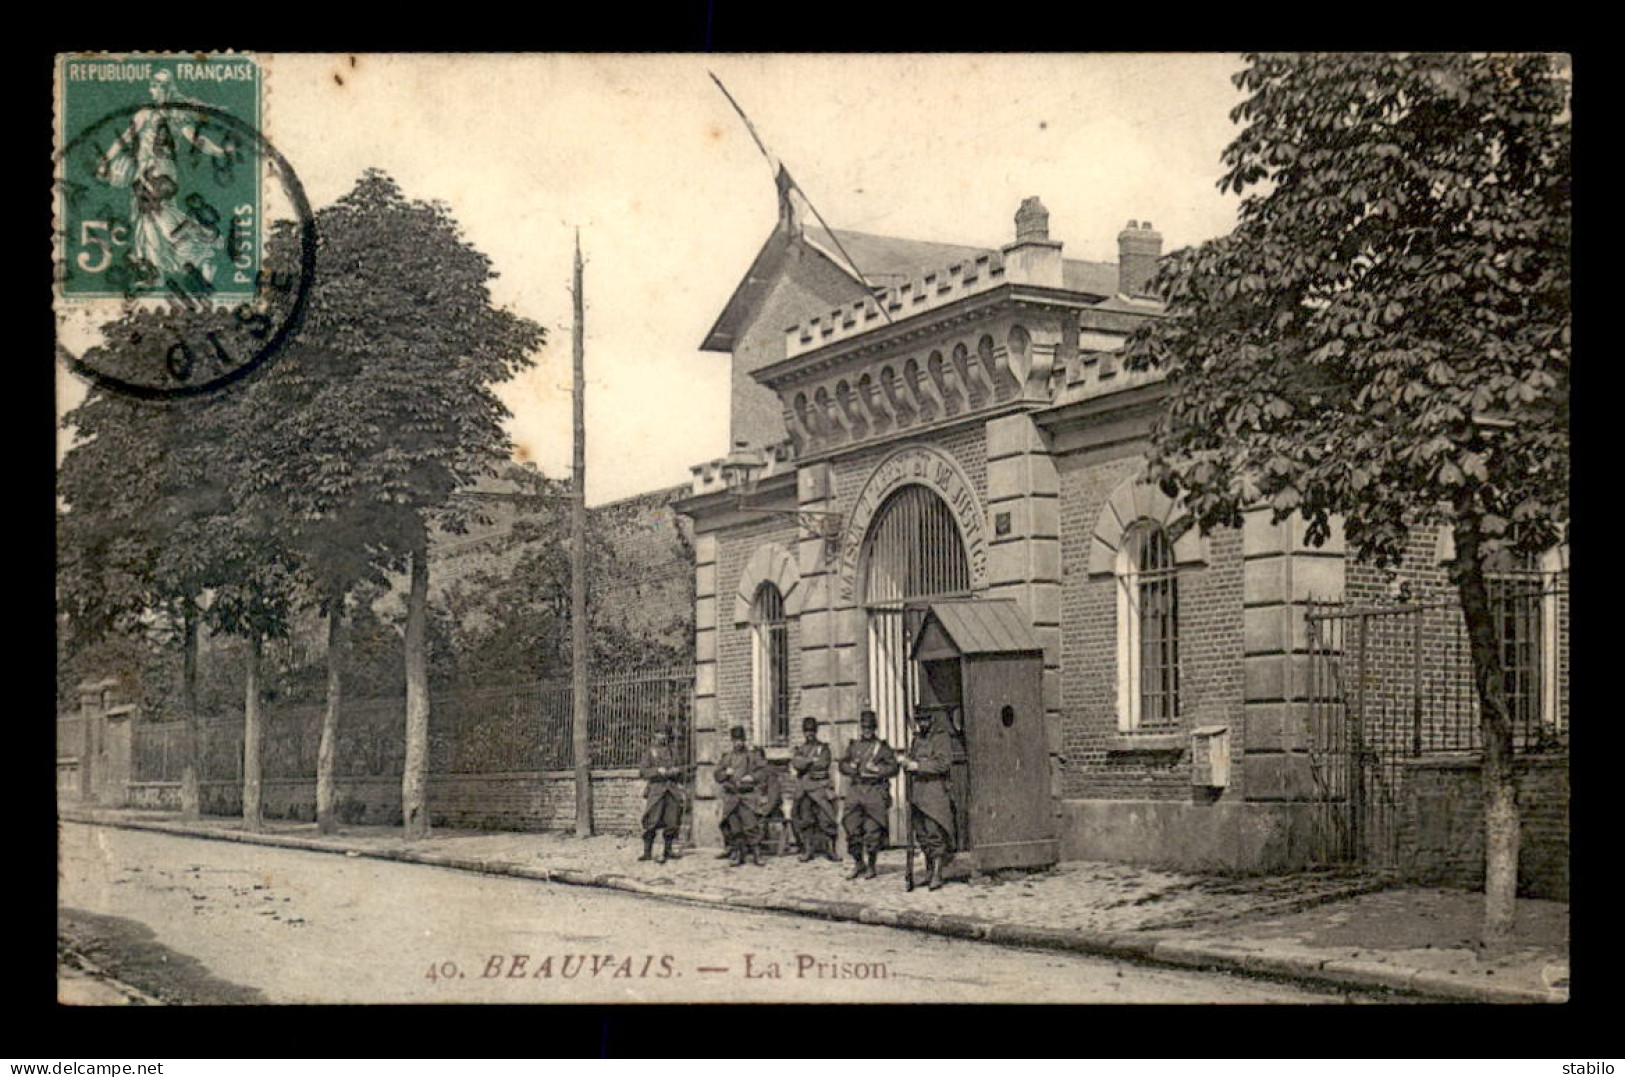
[837,709,899,879]
[715,725,773,867]
[788,716,839,862]
[637,725,687,864]
[901,708,957,890]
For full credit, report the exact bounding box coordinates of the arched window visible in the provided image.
[1117,520,1181,731]
[751,583,790,747]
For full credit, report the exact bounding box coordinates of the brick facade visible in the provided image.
[678,198,1569,885]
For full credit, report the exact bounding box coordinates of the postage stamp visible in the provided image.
[54,53,313,400]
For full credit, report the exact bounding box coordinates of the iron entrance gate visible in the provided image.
[1305,603,1418,869]
[1305,575,1567,869]
[862,484,971,839]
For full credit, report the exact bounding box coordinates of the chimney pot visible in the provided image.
[1117,218,1164,297]
[1014,197,1051,243]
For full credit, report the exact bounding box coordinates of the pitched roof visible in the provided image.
[702,222,1124,352]
[831,229,1119,299]
[911,599,1042,658]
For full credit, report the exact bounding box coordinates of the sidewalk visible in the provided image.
[60,807,1568,1003]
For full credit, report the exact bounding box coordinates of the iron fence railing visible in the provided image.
[130,666,694,783]
[1304,574,1568,868]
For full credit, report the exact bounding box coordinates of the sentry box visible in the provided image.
[909,599,1059,875]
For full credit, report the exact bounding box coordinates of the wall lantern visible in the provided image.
[720,440,844,557]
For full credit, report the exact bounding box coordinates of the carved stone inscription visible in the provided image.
[836,445,989,604]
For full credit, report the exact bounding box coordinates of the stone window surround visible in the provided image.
[1086,476,1208,738]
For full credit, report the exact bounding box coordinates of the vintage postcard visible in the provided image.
[54,53,1570,1006]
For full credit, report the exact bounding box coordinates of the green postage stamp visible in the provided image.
[57,55,262,300]
[54,53,312,399]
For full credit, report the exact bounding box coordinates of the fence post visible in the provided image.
[1351,612,1368,861]
[1411,607,1423,757]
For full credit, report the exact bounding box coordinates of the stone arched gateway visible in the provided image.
[837,445,987,835]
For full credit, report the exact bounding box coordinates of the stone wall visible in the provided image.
[1397,752,1569,900]
[127,771,648,835]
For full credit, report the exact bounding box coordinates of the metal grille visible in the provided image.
[752,585,791,746]
[1488,563,1545,732]
[1305,572,1568,868]
[862,484,970,837]
[1130,524,1181,727]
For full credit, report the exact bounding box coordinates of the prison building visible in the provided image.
[675,193,1568,894]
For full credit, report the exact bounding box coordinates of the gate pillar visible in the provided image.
[1241,509,1345,803]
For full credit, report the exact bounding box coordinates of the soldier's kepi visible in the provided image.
[637,725,687,863]
[788,716,839,863]
[838,708,899,880]
[902,707,957,890]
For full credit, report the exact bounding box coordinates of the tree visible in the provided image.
[252,170,543,839]
[1124,53,1569,945]
[58,357,248,820]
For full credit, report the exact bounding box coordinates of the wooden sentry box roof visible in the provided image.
[911,599,1041,661]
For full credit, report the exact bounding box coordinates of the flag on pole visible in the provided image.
[710,72,892,323]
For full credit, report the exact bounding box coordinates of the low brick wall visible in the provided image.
[125,770,648,834]
[1398,751,1568,901]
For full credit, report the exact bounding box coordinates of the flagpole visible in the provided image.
[708,71,893,325]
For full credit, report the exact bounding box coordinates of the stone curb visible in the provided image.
[61,811,1559,1005]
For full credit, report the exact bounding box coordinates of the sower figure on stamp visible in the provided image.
[715,725,771,867]
[637,725,687,864]
[789,716,839,863]
[901,708,957,890]
[838,709,899,880]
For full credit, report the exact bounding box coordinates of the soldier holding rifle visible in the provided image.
[900,707,957,890]
[637,724,689,864]
[838,709,899,880]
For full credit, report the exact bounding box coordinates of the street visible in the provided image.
[58,822,1374,1004]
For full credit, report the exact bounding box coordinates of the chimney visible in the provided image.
[1117,220,1163,297]
[1001,196,1063,287]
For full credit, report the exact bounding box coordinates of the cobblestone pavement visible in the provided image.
[63,810,1568,1003]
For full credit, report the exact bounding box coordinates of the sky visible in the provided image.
[55,53,1250,505]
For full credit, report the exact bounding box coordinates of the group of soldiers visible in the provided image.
[636,708,959,890]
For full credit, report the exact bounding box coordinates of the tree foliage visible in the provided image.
[1125,53,1569,564]
[434,471,691,688]
[245,169,544,574]
[1123,52,1570,945]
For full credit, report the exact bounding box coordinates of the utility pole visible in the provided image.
[571,229,594,838]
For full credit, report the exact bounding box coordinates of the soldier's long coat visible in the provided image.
[838,736,899,825]
[638,742,686,831]
[716,746,777,821]
[905,723,957,842]
[788,740,836,822]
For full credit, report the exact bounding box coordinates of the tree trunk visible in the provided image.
[242,631,264,832]
[179,601,201,821]
[401,541,431,841]
[1452,518,1521,949]
[316,596,343,835]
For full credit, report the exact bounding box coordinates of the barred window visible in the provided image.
[1486,551,1547,733]
[1117,520,1181,730]
[752,583,790,747]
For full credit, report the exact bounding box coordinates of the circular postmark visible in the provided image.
[54,98,315,401]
